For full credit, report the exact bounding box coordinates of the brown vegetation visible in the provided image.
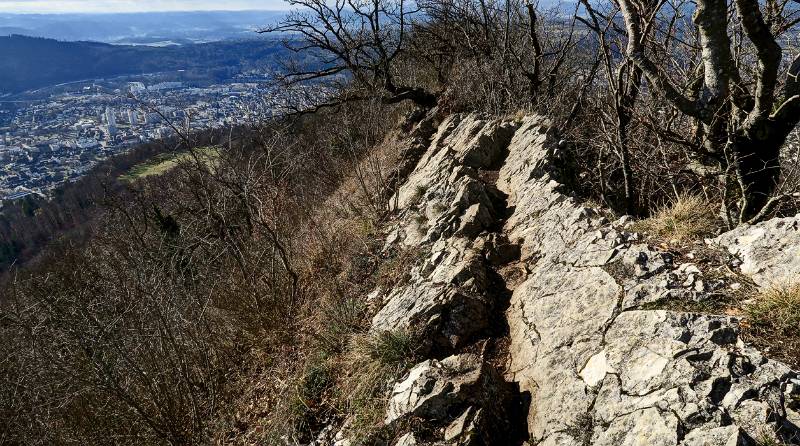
[2,0,800,443]
[0,100,418,445]
[262,0,800,222]
[744,282,800,368]
[631,194,720,242]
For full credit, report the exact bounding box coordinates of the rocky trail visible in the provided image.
[328,113,800,445]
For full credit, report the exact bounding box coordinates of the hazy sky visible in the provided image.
[0,0,289,13]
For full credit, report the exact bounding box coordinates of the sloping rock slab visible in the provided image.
[368,113,800,446]
[374,114,518,352]
[391,114,517,247]
[714,215,800,287]
[592,310,798,444]
[496,116,800,445]
[386,353,518,445]
[371,236,497,353]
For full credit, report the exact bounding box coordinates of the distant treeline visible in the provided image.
[0,35,286,94]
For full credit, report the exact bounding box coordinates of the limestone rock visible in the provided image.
[681,427,747,446]
[385,353,519,445]
[622,244,671,278]
[443,407,482,443]
[592,407,679,446]
[714,215,800,287]
[394,433,418,446]
[367,113,800,446]
[371,237,495,352]
[505,262,620,443]
[374,114,520,351]
[492,114,800,445]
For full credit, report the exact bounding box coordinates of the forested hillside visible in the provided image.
[0,35,285,93]
[0,128,234,272]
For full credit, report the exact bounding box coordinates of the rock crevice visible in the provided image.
[356,113,800,446]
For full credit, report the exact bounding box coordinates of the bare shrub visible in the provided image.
[0,97,414,445]
[262,0,437,108]
[0,230,237,445]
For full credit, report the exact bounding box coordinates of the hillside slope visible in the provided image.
[320,112,800,445]
[0,11,286,43]
[0,35,284,93]
[2,107,799,445]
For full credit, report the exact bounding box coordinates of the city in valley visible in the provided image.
[0,75,304,203]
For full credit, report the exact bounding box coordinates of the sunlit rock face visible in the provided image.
[348,112,800,446]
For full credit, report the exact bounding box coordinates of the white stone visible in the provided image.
[393,433,417,446]
[714,216,800,287]
[579,350,612,387]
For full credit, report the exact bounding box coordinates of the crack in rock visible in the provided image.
[328,113,800,446]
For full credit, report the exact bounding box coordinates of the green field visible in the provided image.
[121,147,219,182]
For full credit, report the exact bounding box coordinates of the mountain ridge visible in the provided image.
[0,34,286,94]
[0,10,286,43]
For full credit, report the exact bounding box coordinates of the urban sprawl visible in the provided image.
[0,79,311,203]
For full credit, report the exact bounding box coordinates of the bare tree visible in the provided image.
[411,0,587,112]
[262,0,438,108]
[577,0,644,214]
[617,0,800,222]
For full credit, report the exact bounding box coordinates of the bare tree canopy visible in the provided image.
[617,0,800,222]
[262,0,438,107]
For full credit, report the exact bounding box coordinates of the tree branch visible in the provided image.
[735,0,782,120]
[617,0,703,118]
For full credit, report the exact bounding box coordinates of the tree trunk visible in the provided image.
[733,120,786,222]
[693,0,735,159]
[526,4,543,100]
[618,125,636,215]
[384,85,438,108]
[616,63,643,216]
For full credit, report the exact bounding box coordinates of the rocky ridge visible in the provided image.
[339,113,800,445]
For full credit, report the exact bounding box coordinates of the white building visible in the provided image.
[128,82,146,94]
[148,82,184,91]
[105,107,116,127]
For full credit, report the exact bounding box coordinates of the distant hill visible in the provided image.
[0,35,286,94]
[0,11,286,43]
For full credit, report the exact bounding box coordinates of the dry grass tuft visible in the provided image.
[375,247,422,291]
[632,194,719,242]
[746,283,800,338]
[741,282,800,368]
[754,428,789,446]
[335,330,417,443]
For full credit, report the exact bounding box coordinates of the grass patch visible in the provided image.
[754,428,789,446]
[411,185,428,204]
[335,330,418,444]
[296,354,335,415]
[431,202,448,215]
[120,147,219,182]
[316,297,368,355]
[631,194,719,242]
[260,308,418,444]
[746,283,800,337]
[272,352,337,443]
[375,247,422,291]
[743,283,800,367]
[361,330,417,368]
[413,212,429,229]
